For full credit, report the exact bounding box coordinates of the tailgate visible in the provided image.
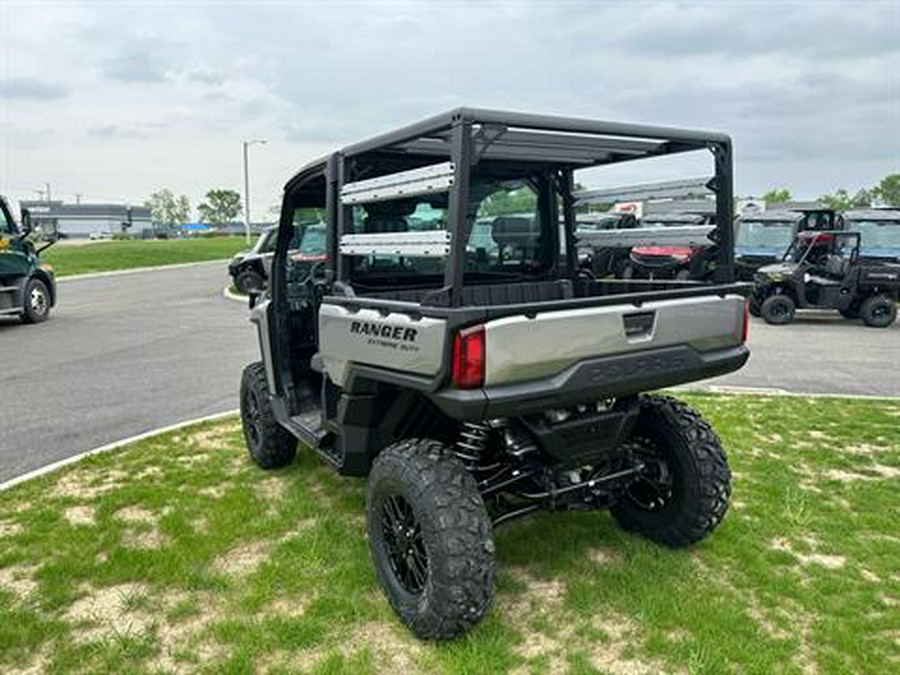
[483,294,745,387]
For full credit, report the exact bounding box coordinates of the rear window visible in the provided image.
[346,178,545,286]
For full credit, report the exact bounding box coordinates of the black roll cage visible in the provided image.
[272,107,735,312]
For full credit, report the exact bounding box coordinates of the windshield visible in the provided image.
[845,220,900,253]
[736,219,795,249]
[254,229,277,254]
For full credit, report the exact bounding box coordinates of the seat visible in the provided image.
[824,254,849,279]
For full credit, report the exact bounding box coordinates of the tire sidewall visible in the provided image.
[861,295,896,328]
[23,278,50,323]
[236,269,265,294]
[240,373,264,460]
[367,474,431,616]
[240,362,296,469]
[616,408,694,535]
[761,294,794,325]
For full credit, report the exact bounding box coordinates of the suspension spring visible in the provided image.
[455,421,492,470]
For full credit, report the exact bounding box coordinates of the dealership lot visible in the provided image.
[0,264,896,484]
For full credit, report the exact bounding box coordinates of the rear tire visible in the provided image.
[611,395,731,548]
[21,278,51,323]
[367,438,494,639]
[760,294,795,325]
[860,295,896,328]
[748,298,761,317]
[240,362,297,469]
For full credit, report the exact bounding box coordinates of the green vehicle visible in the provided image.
[0,197,58,323]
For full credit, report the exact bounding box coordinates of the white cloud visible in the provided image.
[1,0,897,217]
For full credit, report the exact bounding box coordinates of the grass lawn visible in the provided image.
[43,238,253,277]
[1,394,898,674]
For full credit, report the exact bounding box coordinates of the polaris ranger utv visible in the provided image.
[0,198,57,323]
[734,205,843,281]
[239,108,750,639]
[752,230,898,327]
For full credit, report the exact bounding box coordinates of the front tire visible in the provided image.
[860,295,897,328]
[235,268,265,294]
[760,294,795,325]
[611,395,731,548]
[367,438,495,639]
[240,362,297,469]
[21,278,51,323]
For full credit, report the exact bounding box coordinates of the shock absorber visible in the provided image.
[455,421,491,471]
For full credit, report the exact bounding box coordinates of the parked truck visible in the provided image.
[0,197,57,323]
[239,108,749,638]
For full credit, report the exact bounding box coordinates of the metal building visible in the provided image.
[18,200,152,239]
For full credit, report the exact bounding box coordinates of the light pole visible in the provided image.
[242,139,267,244]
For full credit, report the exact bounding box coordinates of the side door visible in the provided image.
[0,201,31,279]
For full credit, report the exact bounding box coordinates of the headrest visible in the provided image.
[491,217,539,246]
[364,199,418,217]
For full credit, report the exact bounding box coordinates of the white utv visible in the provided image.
[239,108,750,639]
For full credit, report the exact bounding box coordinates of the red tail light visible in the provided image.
[741,298,750,344]
[452,324,485,389]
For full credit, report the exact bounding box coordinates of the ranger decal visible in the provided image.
[350,320,418,343]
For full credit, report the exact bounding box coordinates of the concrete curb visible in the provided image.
[3,388,898,493]
[0,409,240,492]
[677,384,900,401]
[222,285,247,303]
[58,258,230,282]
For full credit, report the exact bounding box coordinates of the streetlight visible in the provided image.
[242,139,267,244]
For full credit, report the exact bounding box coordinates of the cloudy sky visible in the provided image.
[1,0,898,220]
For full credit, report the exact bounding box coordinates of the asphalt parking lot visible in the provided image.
[0,266,897,484]
[703,310,899,397]
[0,263,257,484]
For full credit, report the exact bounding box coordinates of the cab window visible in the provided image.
[0,206,13,235]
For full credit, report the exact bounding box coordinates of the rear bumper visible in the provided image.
[429,343,749,420]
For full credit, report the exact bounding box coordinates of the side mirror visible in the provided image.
[20,209,32,235]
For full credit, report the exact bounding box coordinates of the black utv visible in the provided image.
[734,205,843,281]
[239,108,750,639]
[752,230,898,327]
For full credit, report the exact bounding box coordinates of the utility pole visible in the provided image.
[45,182,51,206]
[242,139,267,244]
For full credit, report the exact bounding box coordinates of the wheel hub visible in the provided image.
[30,287,47,314]
[381,494,428,595]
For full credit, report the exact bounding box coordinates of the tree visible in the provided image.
[145,189,190,226]
[851,188,872,208]
[479,187,536,216]
[819,189,852,211]
[761,188,792,205]
[198,189,242,229]
[872,173,900,207]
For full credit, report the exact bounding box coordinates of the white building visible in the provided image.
[18,200,152,239]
